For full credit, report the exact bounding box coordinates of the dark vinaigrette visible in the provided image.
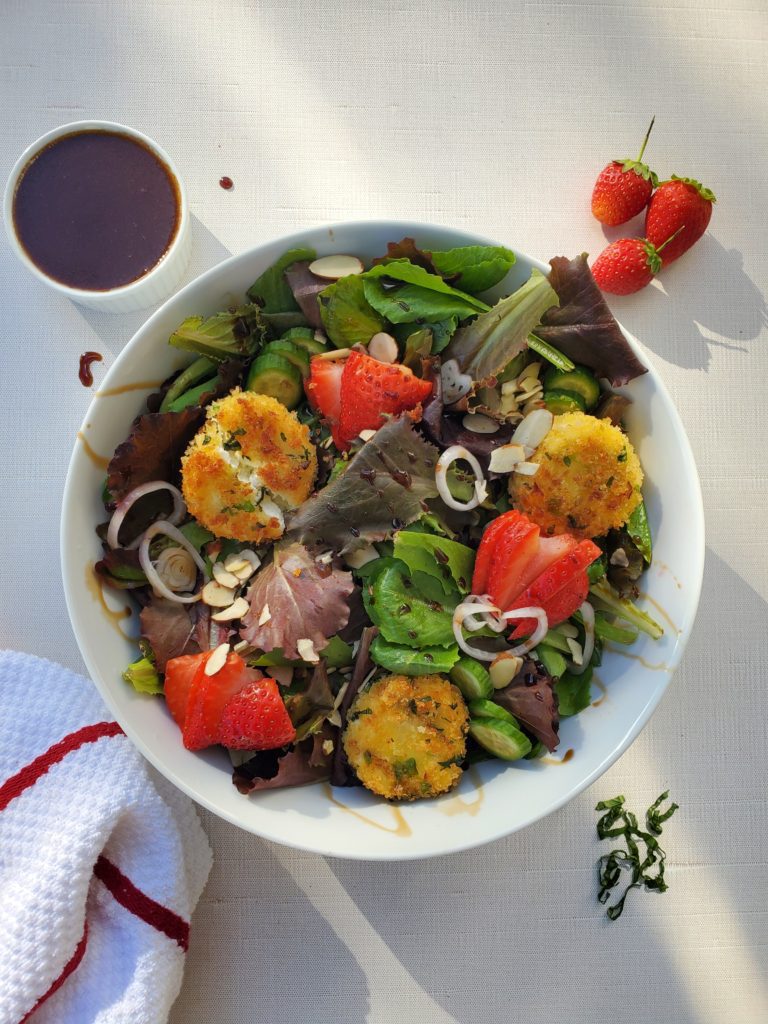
[13,130,180,291]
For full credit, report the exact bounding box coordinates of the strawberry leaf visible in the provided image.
[669,175,717,202]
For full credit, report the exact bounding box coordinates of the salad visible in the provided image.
[98,238,663,802]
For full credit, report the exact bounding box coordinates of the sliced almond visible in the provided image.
[513,461,540,477]
[258,603,271,626]
[317,347,351,361]
[233,549,261,581]
[358,428,376,442]
[322,738,335,756]
[367,332,398,363]
[610,547,630,568]
[474,479,489,503]
[270,665,293,687]
[314,329,328,344]
[489,653,523,689]
[344,543,379,569]
[488,444,526,474]
[297,638,319,663]
[462,413,500,435]
[204,642,230,676]
[211,597,250,622]
[233,639,251,654]
[309,254,364,280]
[224,553,249,573]
[567,637,584,666]
[212,561,241,589]
[202,580,237,607]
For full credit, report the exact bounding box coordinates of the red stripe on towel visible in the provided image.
[0,721,124,812]
[19,922,89,1023]
[94,855,190,951]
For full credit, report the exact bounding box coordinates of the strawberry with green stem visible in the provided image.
[591,118,659,226]
[645,176,716,264]
[591,227,684,295]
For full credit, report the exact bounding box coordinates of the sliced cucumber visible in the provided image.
[543,365,600,409]
[467,699,519,726]
[166,374,218,412]
[262,340,311,378]
[469,718,532,761]
[543,388,587,415]
[245,353,303,409]
[450,657,493,700]
[280,327,315,342]
[293,337,328,355]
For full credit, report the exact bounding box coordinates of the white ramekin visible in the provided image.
[3,120,191,313]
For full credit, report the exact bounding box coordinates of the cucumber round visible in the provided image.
[245,353,303,409]
[543,365,600,409]
[281,328,328,355]
[467,699,519,726]
[469,718,532,761]
[543,388,587,415]
[450,657,492,700]
[262,340,311,378]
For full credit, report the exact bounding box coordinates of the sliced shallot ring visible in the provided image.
[138,521,205,604]
[568,601,595,675]
[107,481,186,550]
[436,445,486,512]
[452,600,503,661]
[462,594,505,633]
[501,607,549,656]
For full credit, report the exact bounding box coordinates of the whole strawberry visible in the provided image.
[591,118,659,226]
[592,230,682,295]
[645,175,716,264]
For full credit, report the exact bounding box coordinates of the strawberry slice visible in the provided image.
[486,518,541,611]
[305,356,345,447]
[507,539,601,637]
[471,510,525,595]
[507,533,579,602]
[336,350,432,449]
[218,676,297,750]
[182,651,263,751]
[164,653,205,729]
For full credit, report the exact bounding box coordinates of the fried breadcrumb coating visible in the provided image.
[343,674,469,801]
[510,411,643,539]
[181,390,317,543]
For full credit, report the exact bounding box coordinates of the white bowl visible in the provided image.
[61,221,704,860]
[4,121,191,313]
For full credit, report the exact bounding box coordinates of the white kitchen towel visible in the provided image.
[0,651,213,1024]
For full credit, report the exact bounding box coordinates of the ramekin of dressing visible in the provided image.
[3,121,191,313]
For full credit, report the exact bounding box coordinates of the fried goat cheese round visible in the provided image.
[343,674,469,801]
[510,411,643,540]
[181,390,317,542]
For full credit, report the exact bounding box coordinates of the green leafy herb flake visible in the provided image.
[393,757,418,780]
[595,791,679,920]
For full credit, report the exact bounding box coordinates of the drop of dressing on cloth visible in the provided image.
[78,351,102,387]
[13,130,180,290]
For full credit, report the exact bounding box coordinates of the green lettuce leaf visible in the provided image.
[363,278,484,325]
[394,319,457,355]
[443,269,559,382]
[246,247,317,312]
[554,665,593,717]
[364,260,489,311]
[393,531,474,595]
[318,274,384,347]
[363,562,456,647]
[430,245,516,293]
[168,305,266,363]
[370,636,460,675]
[626,500,652,563]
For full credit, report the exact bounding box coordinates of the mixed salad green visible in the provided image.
[98,237,662,801]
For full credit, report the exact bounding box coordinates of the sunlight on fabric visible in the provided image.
[272,848,461,1024]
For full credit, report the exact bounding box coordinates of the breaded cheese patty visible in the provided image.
[510,411,643,539]
[181,390,317,542]
[343,674,469,801]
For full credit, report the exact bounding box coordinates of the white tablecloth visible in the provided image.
[2,2,767,1021]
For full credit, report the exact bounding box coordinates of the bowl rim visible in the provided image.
[60,219,705,859]
[3,119,189,301]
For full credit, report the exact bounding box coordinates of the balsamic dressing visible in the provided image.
[78,351,102,387]
[13,130,180,290]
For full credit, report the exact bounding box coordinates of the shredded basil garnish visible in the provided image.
[595,790,679,920]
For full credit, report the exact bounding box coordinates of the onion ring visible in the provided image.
[138,521,205,604]
[107,481,186,550]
